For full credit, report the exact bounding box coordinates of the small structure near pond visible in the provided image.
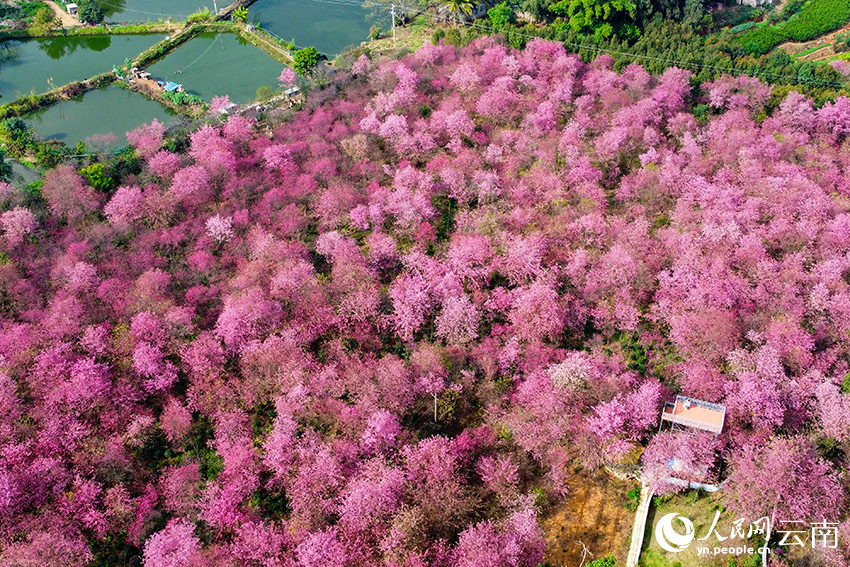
[163,81,184,93]
[66,3,79,16]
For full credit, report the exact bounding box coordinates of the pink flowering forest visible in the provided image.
[0,37,849,566]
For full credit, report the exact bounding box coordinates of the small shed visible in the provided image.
[660,395,726,435]
[284,87,300,97]
[163,81,181,92]
[66,3,79,16]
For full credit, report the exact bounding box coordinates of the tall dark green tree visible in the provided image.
[520,0,559,21]
[78,0,105,25]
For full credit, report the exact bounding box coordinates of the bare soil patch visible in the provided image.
[541,464,635,567]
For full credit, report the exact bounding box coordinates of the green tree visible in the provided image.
[0,148,12,183]
[32,7,59,31]
[34,141,68,169]
[520,0,559,21]
[3,118,30,144]
[79,163,113,191]
[683,0,705,24]
[233,6,249,21]
[488,1,515,27]
[444,0,475,22]
[292,46,322,76]
[78,0,105,25]
[549,0,638,39]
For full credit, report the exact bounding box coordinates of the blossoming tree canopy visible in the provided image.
[1,35,850,567]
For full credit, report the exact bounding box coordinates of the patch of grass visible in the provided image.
[641,491,732,567]
[586,554,616,567]
[625,484,641,512]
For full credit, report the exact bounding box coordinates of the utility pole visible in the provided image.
[391,3,396,41]
[213,0,218,15]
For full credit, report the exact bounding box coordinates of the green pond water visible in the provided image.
[251,0,385,56]
[0,35,160,100]
[100,0,383,55]
[101,0,210,23]
[146,33,282,104]
[25,86,176,150]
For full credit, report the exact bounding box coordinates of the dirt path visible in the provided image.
[45,0,82,28]
[540,464,634,567]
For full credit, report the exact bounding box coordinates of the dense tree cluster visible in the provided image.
[0,36,849,566]
[471,8,848,104]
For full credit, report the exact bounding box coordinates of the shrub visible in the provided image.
[79,163,113,191]
[187,9,212,23]
[233,6,248,21]
[255,85,275,102]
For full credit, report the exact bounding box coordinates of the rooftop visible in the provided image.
[661,395,725,434]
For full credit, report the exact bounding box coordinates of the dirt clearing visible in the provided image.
[541,464,635,567]
[45,0,82,28]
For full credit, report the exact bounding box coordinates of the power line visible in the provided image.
[176,33,222,73]
[455,20,848,89]
[97,0,197,18]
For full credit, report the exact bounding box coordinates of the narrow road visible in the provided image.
[44,0,82,28]
[625,483,654,567]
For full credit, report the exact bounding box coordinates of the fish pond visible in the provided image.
[145,33,282,103]
[101,0,210,23]
[25,85,176,150]
[252,0,386,56]
[0,34,160,100]
[101,0,383,55]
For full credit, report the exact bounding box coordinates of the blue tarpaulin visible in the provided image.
[163,82,180,92]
